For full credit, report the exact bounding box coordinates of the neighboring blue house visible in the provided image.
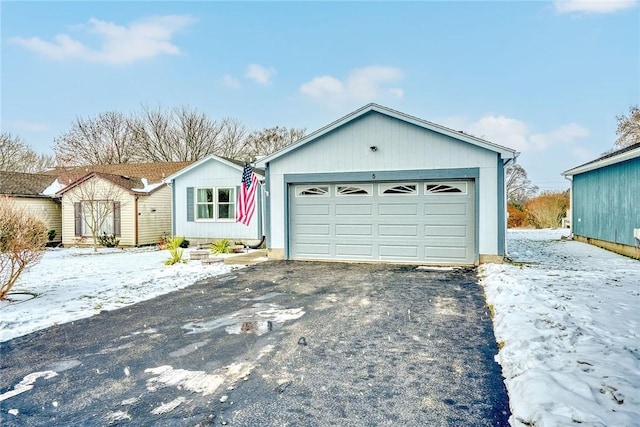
[256,103,518,265]
[563,143,640,259]
[164,155,264,245]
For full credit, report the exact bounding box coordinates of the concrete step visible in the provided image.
[190,250,210,260]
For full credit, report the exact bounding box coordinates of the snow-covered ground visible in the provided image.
[481,229,640,426]
[1,232,638,426]
[0,247,239,342]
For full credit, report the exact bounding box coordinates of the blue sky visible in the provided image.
[2,1,638,191]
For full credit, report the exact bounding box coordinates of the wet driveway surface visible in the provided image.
[0,261,509,426]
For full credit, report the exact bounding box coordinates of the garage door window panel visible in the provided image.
[426,183,467,194]
[337,184,373,196]
[379,183,418,195]
[296,186,330,197]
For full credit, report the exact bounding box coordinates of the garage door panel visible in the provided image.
[425,203,467,215]
[295,243,331,256]
[380,245,419,259]
[379,224,419,237]
[290,181,475,264]
[425,225,467,237]
[378,204,418,215]
[425,236,469,247]
[336,224,373,236]
[336,204,373,216]
[297,224,331,236]
[336,244,373,257]
[297,204,330,216]
[425,246,467,260]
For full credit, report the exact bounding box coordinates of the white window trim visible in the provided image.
[81,200,115,237]
[378,183,419,196]
[195,186,236,222]
[336,184,373,196]
[295,185,330,197]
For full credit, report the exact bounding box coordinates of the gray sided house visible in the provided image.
[256,103,518,265]
[563,143,640,259]
[164,155,265,245]
[0,171,62,243]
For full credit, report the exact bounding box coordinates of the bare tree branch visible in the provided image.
[615,105,640,148]
[506,163,538,205]
[0,132,55,173]
[54,112,137,165]
[0,197,48,300]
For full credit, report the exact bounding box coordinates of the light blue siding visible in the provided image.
[572,156,640,246]
[172,157,260,240]
[268,111,505,259]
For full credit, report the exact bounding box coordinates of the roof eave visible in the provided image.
[563,146,640,176]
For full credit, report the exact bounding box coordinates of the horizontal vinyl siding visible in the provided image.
[173,158,259,240]
[573,157,640,246]
[60,177,137,247]
[137,186,172,246]
[12,197,62,242]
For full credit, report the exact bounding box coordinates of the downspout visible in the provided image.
[502,156,517,258]
[564,174,573,236]
[168,179,176,237]
[134,195,139,247]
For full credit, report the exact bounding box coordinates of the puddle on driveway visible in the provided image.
[240,292,284,302]
[183,303,304,336]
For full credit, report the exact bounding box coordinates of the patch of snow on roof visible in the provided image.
[40,179,65,196]
[132,179,165,193]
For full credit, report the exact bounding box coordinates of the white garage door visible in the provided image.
[289,181,475,264]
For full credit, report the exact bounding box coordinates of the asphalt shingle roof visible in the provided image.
[45,161,193,185]
[0,171,58,197]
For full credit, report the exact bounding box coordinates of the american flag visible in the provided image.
[236,162,259,226]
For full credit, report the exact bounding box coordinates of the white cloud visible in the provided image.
[221,74,241,89]
[245,64,276,85]
[9,15,195,65]
[438,114,590,153]
[554,0,637,14]
[4,120,49,132]
[388,88,404,98]
[300,66,404,108]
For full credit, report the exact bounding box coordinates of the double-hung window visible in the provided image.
[196,187,235,221]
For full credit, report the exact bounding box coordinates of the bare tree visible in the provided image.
[54,112,137,165]
[216,118,249,159]
[615,105,640,148]
[238,126,306,161]
[130,105,231,162]
[65,176,125,252]
[506,163,538,206]
[0,196,48,300]
[0,132,55,173]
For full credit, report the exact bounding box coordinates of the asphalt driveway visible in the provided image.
[0,261,509,426]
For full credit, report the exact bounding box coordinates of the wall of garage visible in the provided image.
[264,111,504,262]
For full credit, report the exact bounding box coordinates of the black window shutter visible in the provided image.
[113,202,121,236]
[74,202,82,236]
[187,187,194,222]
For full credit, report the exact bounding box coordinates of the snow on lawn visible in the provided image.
[0,247,240,342]
[480,229,640,427]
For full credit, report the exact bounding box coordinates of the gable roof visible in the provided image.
[45,161,193,186]
[563,142,640,176]
[164,154,265,183]
[56,171,162,196]
[0,171,58,197]
[256,103,518,167]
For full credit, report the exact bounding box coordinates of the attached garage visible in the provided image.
[290,181,475,264]
[257,104,517,265]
